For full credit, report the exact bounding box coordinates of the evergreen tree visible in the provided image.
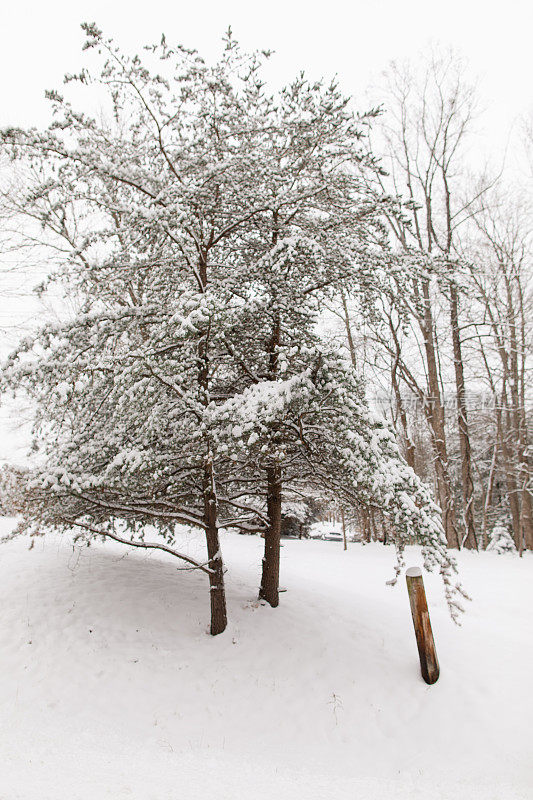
[2,25,277,634]
[1,25,465,633]
[487,523,517,554]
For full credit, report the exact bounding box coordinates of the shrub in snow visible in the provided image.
[487,524,516,554]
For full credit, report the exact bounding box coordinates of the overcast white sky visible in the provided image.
[1,0,532,462]
[1,0,532,139]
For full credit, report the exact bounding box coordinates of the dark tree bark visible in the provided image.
[198,254,227,634]
[341,507,347,550]
[450,281,478,549]
[341,290,357,369]
[360,506,372,542]
[203,463,227,635]
[259,464,282,607]
[500,390,524,553]
[420,279,461,549]
[391,350,416,470]
[259,210,285,606]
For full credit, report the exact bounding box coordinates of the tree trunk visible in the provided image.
[259,464,282,607]
[259,226,284,605]
[341,291,357,369]
[360,506,372,542]
[420,278,460,549]
[499,392,522,552]
[504,278,533,551]
[519,477,533,551]
[203,463,227,635]
[391,355,416,470]
[482,439,498,550]
[198,254,227,634]
[341,507,347,550]
[449,282,477,549]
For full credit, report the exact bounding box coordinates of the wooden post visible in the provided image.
[405,567,440,685]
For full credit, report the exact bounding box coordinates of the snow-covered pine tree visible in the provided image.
[1,25,465,632]
[1,26,290,635]
[487,523,517,554]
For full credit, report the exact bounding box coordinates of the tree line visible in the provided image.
[332,50,532,555]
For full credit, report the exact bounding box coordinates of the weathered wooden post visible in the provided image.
[405,567,440,685]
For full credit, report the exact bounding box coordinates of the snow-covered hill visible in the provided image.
[0,518,531,799]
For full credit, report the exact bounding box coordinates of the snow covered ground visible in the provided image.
[0,517,531,800]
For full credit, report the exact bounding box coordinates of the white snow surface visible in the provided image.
[0,517,531,800]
